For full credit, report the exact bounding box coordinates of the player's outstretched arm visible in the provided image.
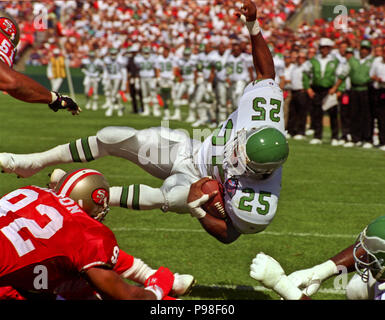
[0,60,81,115]
[85,266,174,300]
[287,243,366,296]
[235,0,275,80]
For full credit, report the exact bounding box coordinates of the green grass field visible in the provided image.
[1,92,385,300]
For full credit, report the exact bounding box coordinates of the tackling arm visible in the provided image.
[0,60,52,103]
[85,266,174,300]
[0,60,81,114]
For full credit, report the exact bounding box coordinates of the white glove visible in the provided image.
[206,82,213,93]
[250,252,303,300]
[287,260,338,296]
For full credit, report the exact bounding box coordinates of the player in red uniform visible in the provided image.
[0,11,80,115]
[0,168,176,300]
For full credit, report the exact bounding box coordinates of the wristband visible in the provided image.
[239,14,261,35]
[273,275,303,300]
[144,285,164,300]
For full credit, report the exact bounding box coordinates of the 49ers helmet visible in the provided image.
[0,11,20,67]
[53,168,110,222]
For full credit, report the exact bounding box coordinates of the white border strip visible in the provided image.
[195,284,345,295]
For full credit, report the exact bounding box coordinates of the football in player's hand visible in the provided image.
[201,179,226,219]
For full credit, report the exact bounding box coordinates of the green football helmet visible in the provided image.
[224,126,289,179]
[354,216,385,282]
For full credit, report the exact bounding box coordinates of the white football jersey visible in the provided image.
[195,79,285,233]
[103,56,124,80]
[227,53,253,82]
[176,57,197,81]
[156,54,177,80]
[210,49,231,81]
[197,51,215,80]
[134,54,157,78]
[81,58,104,78]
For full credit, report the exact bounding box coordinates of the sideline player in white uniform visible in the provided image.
[227,42,254,114]
[134,47,160,117]
[155,45,177,121]
[211,43,231,124]
[0,0,288,244]
[81,51,103,111]
[102,48,127,117]
[174,47,198,122]
[193,43,216,127]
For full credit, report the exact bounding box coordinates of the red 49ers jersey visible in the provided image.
[0,186,120,294]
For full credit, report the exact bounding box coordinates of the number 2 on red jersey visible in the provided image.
[0,189,63,257]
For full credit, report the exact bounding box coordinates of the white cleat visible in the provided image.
[293,134,305,141]
[48,168,67,189]
[309,138,322,145]
[331,139,339,146]
[105,107,113,117]
[170,274,196,297]
[0,153,42,178]
[185,116,196,123]
[191,120,205,128]
[362,142,373,149]
[343,141,354,148]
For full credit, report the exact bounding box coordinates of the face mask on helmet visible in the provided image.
[224,126,289,179]
[354,223,385,283]
[0,12,20,67]
[54,168,110,222]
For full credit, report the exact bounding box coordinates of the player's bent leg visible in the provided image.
[0,140,84,178]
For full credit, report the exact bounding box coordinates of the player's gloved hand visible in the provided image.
[144,267,175,300]
[187,177,218,219]
[287,260,338,296]
[250,252,303,300]
[235,0,260,35]
[49,91,81,115]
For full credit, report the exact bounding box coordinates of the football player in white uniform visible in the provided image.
[134,47,160,117]
[174,47,198,122]
[81,51,103,111]
[193,43,216,127]
[155,45,177,121]
[102,48,127,117]
[227,42,254,115]
[211,43,232,124]
[0,0,288,244]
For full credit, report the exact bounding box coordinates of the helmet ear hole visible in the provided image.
[55,168,110,221]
